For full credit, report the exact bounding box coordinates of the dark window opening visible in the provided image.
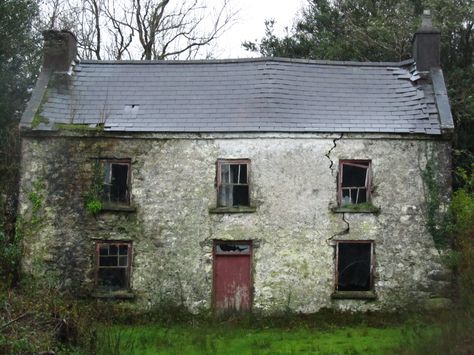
[96,242,131,291]
[217,160,250,207]
[339,160,371,205]
[336,242,373,291]
[103,160,130,204]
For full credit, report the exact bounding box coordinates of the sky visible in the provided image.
[212,0,306,58]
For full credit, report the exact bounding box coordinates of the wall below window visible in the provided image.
[18,132,453,313]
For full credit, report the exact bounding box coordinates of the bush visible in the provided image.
[0,229,22,289]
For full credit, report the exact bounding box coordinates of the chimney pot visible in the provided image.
[413,10,441,72]
[42,30,77,72]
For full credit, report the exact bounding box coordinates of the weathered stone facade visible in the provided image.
[18,131,452,313]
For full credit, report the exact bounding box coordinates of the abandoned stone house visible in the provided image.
[19,12,454,313]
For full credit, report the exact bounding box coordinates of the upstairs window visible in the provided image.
[338,160,371,206]
[336,241,374,292]
[103,160,131,204]
[217,159,250,207]
[96,241,132,291]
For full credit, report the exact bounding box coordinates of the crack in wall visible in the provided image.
[325,133,343,176]
[325,133,348,245]
[327,212,350,244]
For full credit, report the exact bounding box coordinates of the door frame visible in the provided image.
[212,239,253,311]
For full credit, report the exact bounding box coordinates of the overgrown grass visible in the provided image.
[96,322,438,355]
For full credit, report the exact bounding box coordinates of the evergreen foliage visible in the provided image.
[0,0,41,286]
[244,0,473,174]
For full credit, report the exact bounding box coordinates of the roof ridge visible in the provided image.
[78,56,414,67]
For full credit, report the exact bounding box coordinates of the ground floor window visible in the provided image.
[336,241,373,291]
[96,241,132,291]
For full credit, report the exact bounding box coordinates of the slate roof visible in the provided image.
[22,57,453,134]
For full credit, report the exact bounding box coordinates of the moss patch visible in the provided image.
[54,123,103,131]
[31,113,50,129]
[332,202,380,214]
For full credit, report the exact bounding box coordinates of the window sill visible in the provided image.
[101,203,137,212]
[331,290,377,300]
[331,205,380,214]
[92,290,135,299]
[209,206,257,214]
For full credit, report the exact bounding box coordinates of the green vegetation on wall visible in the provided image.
[84,159,103,215]
[421,158,452,249]
[450,164,474,309]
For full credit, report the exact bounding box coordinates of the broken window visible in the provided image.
[96,241,132,291]
[215,242,251,255]
[338,160,371,205]
[103,160,131,204]
[217,160,250,207]
[336,241,373,291]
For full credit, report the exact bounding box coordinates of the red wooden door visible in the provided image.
[213,241,252,311]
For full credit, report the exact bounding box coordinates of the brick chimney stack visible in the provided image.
[413,10,441,72]
[42,30,77,72]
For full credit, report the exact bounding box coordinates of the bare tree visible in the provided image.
[39,0,237,60]
[39,0,102,60]
[103,0,134,59]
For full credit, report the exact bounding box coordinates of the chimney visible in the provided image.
[413,10,441,72]
[42,30,77,72]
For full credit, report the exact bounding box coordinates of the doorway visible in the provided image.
[213,241,252,311]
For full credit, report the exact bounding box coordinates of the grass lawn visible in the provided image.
[97,322,438,354]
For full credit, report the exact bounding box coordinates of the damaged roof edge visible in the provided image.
[430,68,455,132]
[20,68,53,129]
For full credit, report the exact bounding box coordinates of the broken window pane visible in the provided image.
[339,161,371,205]
[342,165,367,188]
[337,242,372,291]
[97,242,131,291]
[233,185,249,206]
[217,161,250,207]
[102,160,131,204]
[215,243,250,254]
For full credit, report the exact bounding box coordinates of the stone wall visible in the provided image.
[18,132,452,312]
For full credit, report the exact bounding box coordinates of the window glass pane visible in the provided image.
[109,244,118,255]
[119,245,128,255]
[118,256,128,266]
[342,164,368,187]
[233,185,249,206]
[221,164,230,184]
[218,185,233,207]
[337,243,371,291]
[99,245,109,256]
[99,256,119,267]
[98,268,127,290]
